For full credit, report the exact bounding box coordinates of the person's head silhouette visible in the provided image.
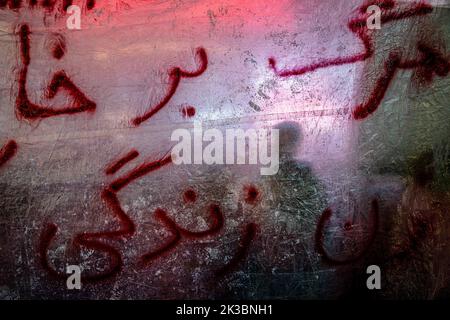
[274,121,301,158]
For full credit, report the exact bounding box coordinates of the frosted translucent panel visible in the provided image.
[0,0,449,299]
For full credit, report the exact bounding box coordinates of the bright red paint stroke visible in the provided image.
[183,188,197,204]
[131,47,207,126]
[75,154,173,271]
[78,188,136,241]
[0,0,95,11]
[105,149,139,175]
[243,184,260,205]
[41,149,259,279]
[16,24,96,120]
[39,223,123,283]
[0,140,18,169]
[268,1,447,120]
[315,199,379,266]
[353,44,449,119]
[141,208,182,263]
[269,1,432,77]
[215,223,258,277]
[181,105,196,118]
[141,204,224,264]
[109,153,173,192]
[40,152,173,281]
[177,204,224,239]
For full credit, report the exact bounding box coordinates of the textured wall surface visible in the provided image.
[0,0,449,299]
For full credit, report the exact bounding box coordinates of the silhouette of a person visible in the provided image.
[268,121,327,233]
[257,121,327,297]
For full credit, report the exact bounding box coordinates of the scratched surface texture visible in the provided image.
[0,0,449,300]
